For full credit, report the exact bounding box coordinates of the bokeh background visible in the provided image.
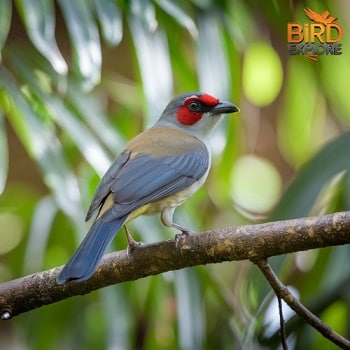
[0,0,350,349]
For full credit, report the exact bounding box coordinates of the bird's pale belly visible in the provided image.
[127,170,209,221]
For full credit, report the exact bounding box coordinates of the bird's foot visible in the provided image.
[175,229,195,248]
[127,241,143,258]
[124,225,143,257]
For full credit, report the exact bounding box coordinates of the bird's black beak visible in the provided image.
[211,100,239,115]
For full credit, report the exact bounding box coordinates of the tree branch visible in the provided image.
[0,211,350,320]
[253,259,350,349]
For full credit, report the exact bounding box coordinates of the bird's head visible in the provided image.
[155,92,239,140]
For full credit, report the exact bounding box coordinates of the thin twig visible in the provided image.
[277,295,288,350]
[252,258,350,349]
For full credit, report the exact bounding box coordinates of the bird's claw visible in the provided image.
[127,240,144,258]
[175,229,195,248]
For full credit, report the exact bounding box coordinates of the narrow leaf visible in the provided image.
[271,132,350,220]
[93,0,123,46]
[0,0,11,58]
[15,0,67,74]
[197,12,230,97]
[102,286,132,350]
[155,0,198,38]
[48,99,112,176]
[23,195,58,274]
[0,107,9,195]
[196,12,231,158]
[130,0,158,32]
[58,0,101,90]
[128,0,173,123]
[0,67,84,225]
[8,49,111,176]
[67,85,124,153]
[175,269,204,350]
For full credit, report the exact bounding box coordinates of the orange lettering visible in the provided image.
[310,24,324,43]
[326,23,343,43]
[288,23,303,43]
[304,23,309,42]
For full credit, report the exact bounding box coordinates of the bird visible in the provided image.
[56,92,239,284]
[304,8,337,25]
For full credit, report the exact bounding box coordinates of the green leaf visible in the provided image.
[58,0,101,90]
[0,0,11,57]
[0,107,8,195]
[129,0,157,31]
[155,0,198,38]
[23,195,58,274]
[270,132,350,220]
[128,0,173,123]
[15,0,67,74]
[51,99,112,175]
[67,85,124,153]
[93,0,123,46]
[197,12,230,97]
[175,269,204,349]
[101,286,132,349]
[8,50,111,176]
[0,67,84,225]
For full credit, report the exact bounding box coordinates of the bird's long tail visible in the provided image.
[56,217,127,284]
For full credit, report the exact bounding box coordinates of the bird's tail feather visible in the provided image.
[56,217,127,284]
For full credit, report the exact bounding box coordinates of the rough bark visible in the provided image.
[0,211,350,320]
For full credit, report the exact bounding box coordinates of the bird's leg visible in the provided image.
[124,225,142,256]
[171,222,196,236]
[161,209,195,247]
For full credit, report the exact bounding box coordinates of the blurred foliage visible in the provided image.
[0,0,350,349]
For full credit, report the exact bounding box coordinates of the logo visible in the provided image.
[287,8,343,61]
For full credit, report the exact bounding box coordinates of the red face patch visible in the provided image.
[176,94,219,125]
[198,94,219,107]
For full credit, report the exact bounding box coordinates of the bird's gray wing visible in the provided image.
[87,146,209,222]
[85,149,131,221]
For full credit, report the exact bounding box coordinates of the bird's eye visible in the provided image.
[188,100,202,112]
